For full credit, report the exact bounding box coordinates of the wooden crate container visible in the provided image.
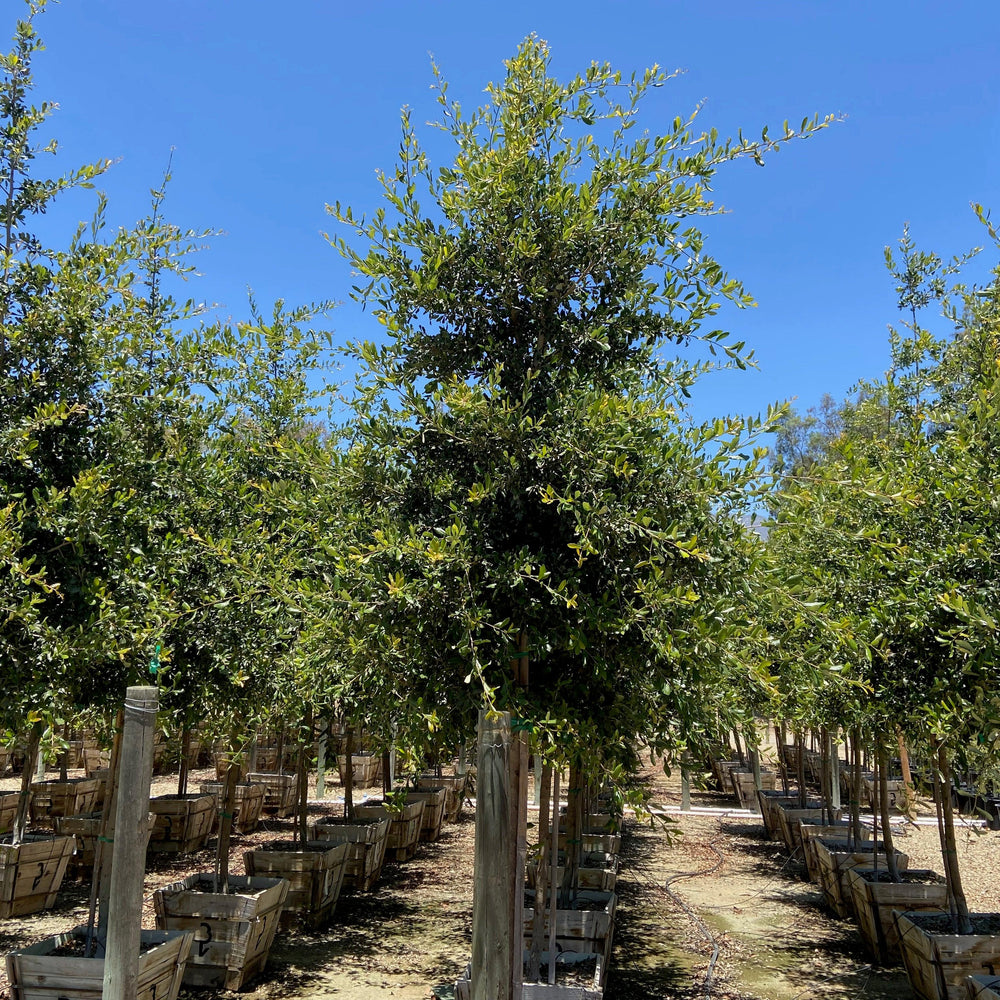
[309,816,390,892]
[846,867,947,965]
[53,812,104,874]
[968,976,1000,1000]
[213,749,246,783]
[53,811,154,876]
[244,841,348,930]
[152,874,289,991]
[356,800,425,862]
[710,758,741,792]
[29,778,100,827]
[0,791,23,836]
[558,832,621,857]
[757,791,801,841]
[799,823,870,884]
[246,772,298,818]
[0,834,76,918]
[896,912,1000,1000]
[405,788,447,842]
[199,782,265,833]
[522,889,616,988]
[862,776,908,813]
[148,794,216,853]
[5,927,192,1000]
[812,839,909,919]
[82,749,110,778]
[337,752,382,788]
[0,746,10,775]
[775,803,826,854]
[455,952,606,1000]
[252,746,297,773]
[729,768,777,810]
[417,773,468,822]
[528,851,619,893]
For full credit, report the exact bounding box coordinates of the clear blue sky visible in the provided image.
[25,0,1000,427]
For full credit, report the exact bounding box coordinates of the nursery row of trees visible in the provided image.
[4,1,1000,904]
[0,4,828,775]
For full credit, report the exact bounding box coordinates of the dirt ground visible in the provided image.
[3,760,1000,999]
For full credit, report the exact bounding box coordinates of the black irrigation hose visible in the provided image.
[661,838,726,996]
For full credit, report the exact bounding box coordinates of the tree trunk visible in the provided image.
[344,729,355,820]
[215,759,240,894]
[12,722,42,845]
[850,727,863,848]
[561,762,583,909]
[177,721,190,797]
[91,710,124,950]
[877,743,899,880]
[937,745,972,933]
[897,728,916,820]
[795,730,807,808]
[297,715,311,844]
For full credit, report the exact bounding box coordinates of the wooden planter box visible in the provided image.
[309,816,391,891]
[558,832,621,857]
[83,749,110,778]
[417,774,468,822]
[246,772,298,818]
[29,778,100,827]
[356,800,425,862]
[213,750,246,783]
[0,791,22,836]
[799,823,870,884]
[729,768,777,810]
[968,976,1000,999]
[152,874,289,991]
[522,889,616,988]
[337,752,381,788]
[0,834,76,918]
[5,927,193,1000]
[846,867,947,965]
[895,912,1000,1000]
[862,776,907,813]
[91,769,110,810]
[527,851,619,893]
[775,803,826,854]
[148,794,217,853]
[245,841,348,930]
[405,788,447,842]
[710,758,741,792]
[455,952,606,999]
[812,839,909,919]
[199,782,265,833]
[0,747,10,775]
[757,791,801,841]
[252,746,297,774]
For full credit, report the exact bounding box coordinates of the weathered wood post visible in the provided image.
[471,710,514,1000]
[103,685,158,1000]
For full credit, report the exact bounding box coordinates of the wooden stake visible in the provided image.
[527,763,551,982]
[548,768,559,986]
[470,710,513,1000]
[102,686,158,1000]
